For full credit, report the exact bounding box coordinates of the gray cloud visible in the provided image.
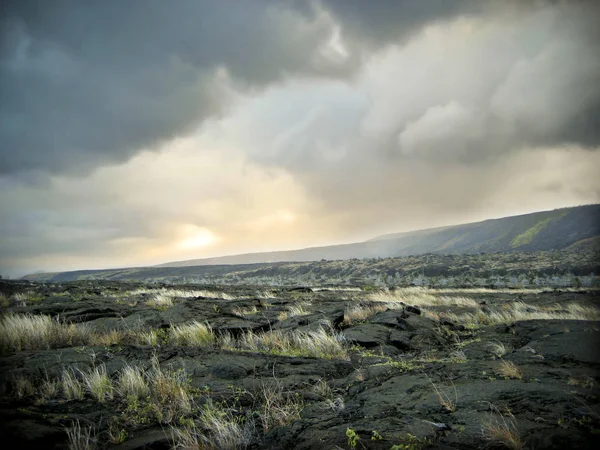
[0,0,536,177]
[0,0,350,175]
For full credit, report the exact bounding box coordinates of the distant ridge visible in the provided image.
[155,204,600,268]
[22,204,600,282]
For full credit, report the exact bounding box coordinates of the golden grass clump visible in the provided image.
[423,301,600,328]
[117,365,150,399]
[171,321,214,346]
[82,364,113,403]
[131,288,235,306]
[368,289,479,308]
[278,302,311,321]
[232,306,259,317]
[148,357,193,419]
[488,341,511,358]
[343,304,388,325]
[498,360,524,380]
[0,313,89,353]
[258,381,304,431]
[482,405,524,450]
[170,401,255,450]
[238,328,348,359]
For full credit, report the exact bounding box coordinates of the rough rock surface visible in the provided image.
[0,280,598,449]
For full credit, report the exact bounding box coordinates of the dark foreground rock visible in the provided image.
[0,281,598,449]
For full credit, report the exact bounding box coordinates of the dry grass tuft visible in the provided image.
[232,306,259,317]
[343,304,388,325]
[488,341,511,358]
[12,374,35,398]
[171,400,255,450]
[424,301,600,328]
[498,360,523,380]
[92,329,129,346]
[66,420,96,450]
[131,288,235,306]
[259,380,304,432]
[427,375,457,412]
[237,328,348,359]
[148,357,192,419]
[146,293,173,308]
[117,364,150,399]
[62,368,85,400]
[482,404,524,450]
[82,364,113,403]
[40,376,60,401]
[171,321,214,346]
[369,289,479,308]
[0,313,89,352]
[278,302,311,321]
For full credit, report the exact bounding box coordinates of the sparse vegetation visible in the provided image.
[130,288,235,303]
[82,364,113,403]
[66,421,96,450]
[422,301,599,328]
[258,380,304,431]
[482,404,525,450]
[235,328,348,359]
[1,278,598,449]
[0,313,90,352]
[117,365,150,399]
[171,321,215,346]
[62,368,85,400]
[369,289,479,308]
[488,341,511,358]
[427,375,457,412]
[498,360,524,380]
[343,303,388,325]
[170,402,255,450]
[278,302,311,320]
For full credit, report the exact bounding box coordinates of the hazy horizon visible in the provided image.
[11,203,599,278]
[2,1,600,278]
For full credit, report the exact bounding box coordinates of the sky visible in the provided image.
[1,0,600,277]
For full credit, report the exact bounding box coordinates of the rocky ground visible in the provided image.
[0,280,599,449]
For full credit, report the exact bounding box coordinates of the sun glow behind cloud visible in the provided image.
[177,225,219,250]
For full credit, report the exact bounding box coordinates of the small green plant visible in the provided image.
[346,427,359,449]
[372,430,383,440]
[107,419,128,444]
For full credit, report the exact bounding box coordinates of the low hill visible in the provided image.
[157,204,600,268]
[22,205,599,283]
[20,247,599,286]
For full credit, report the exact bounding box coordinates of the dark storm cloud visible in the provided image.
[0,0,345,175]
[0,0,519,177]
[321,0,481,45]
